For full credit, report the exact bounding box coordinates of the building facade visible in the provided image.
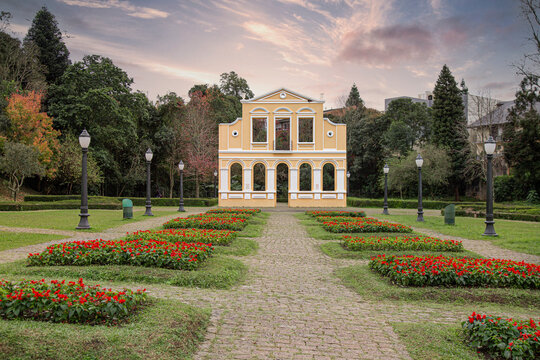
[218,88,347,208]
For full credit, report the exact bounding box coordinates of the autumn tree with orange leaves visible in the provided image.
[5,91,60,177]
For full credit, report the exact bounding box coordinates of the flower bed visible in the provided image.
[0,278,147,324]
[189,212,253,220]
[341,235,463,252]
[463,312,539,359]
[315,216,365,223]
[369,255,540,288]
[206,208,260,215]
[28,238,213,270]
[163,216,247,231]
[306,210,366,218]
[125,228,236,246]
[321,218,412,233]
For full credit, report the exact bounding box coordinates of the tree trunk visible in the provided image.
[454,185,460,202]
[195,171,200,198]
[169,163,174,198]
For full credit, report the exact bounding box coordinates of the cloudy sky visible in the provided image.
[2,0,533,110]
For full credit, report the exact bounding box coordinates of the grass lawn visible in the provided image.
[214,237,258,256]
[392,322,481,360]
[335,264,540,309]
[370,213,540,256]
[0,208,182,232]
[0,298,209,360]
[320,241,481,260]
[0,231,69,251]
[0,255,247,290]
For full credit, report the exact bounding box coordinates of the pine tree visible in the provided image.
[24,6,70,84]
[431,65,471,200]
[345,83,363,108]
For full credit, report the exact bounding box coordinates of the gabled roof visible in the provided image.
[468,100,540,128]
[241,88,324,103]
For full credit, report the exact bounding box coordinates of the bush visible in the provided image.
[347,197,478,210]
[125,229,237,246]
[320,218,412,233]
[341,235,464,252]
[27,238,214,270]
[370,254,540,288]
[163,216,247,231]
[206,208,261,214]
[188,212,253,220]
[306,210,366,217]
[0,278,147,324]
[526,190,540,204]
[441,208,540,222]
[462,312,539,359]
[22,195,218,207]
[494,175,528,202]
[0,200,121,211]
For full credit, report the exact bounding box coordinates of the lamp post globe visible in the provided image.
[213,169,218,198]
[416,154,424,222]
[144,148,154,216]
[482,136,498,236]
[383,163,389,215]
[178,160,185,212]
[76,129,91,229]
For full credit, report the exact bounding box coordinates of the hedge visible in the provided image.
[19,195,217,208]
[347,197,480,210]
[441,208,540,222]
[0,201,120,211]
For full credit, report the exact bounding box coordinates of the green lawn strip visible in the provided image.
[335,264,540,308]
[0,231,69,251]
[214,237,258,256]
[0,255,247,290]
[320,242,480,260]
[0,298,209,360]
[235,212,268,238]
[392,322,482,360]
[373,213,540,256]
[0,208,181,232]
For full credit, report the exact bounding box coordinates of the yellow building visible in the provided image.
[218,88,347,208]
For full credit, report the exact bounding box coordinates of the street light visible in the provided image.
[482,136,498,236]
[346,171,350,197]
[178,160,185,212]
[383,163,389,215]
[144,148,154,216]
[76,129,91,229]
[214,169,218,198]
[416,154,424,222]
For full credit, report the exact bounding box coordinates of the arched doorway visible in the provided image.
[276,163,289,203]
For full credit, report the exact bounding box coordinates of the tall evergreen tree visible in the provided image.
[431,64,471,200]
[345,83,363,108]
[24,6,70,84]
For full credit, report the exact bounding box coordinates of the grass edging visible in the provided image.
[0,298,210,360]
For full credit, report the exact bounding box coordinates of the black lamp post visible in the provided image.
[383,163,389,215]
[482,136,498,236]
[214,169,218,198]
[178,160,185,212]
[76,129,91,229]
[416,154,424,222]
[346,171,350,197]
[144,148,154,216]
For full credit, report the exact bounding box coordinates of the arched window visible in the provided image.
[253,163,266,191]
[299,163,312,191]
[323,163,335,191]
[230,163,242,191]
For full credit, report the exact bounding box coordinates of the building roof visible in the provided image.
[468,100,540,128]
[241,88,323,103]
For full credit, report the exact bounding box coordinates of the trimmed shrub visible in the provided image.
[321,218,412,233]
[206,208,261,214]
[341,235,464,252]
[306,210,366,218]
[125,228,236,246]
[346,197,480,210]
[163,216,247,231]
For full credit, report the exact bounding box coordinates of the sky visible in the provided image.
[2,0,534,110]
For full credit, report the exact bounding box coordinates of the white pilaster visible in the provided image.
[313,169,321,191]
[243,168,252,191]
[290,168,298,192]
[336,169,345,192]
[267,168,275,191]
[220,169,228,192]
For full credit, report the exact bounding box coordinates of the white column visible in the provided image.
[290,168,298,192]
[267,168,275,191]
[336,169,345,192]
[220,169,228,192]
[243,168,252,191]
[313,169,321,191]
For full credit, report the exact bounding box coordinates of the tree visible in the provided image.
[219,71,254,100]
[382,98,432,157]
[385,144,451,199]
[460,79,468,95]
[0,142,44,200]
[517,0,540,77]
[345,83,363,108]
[431,64,472,200]
[5,91,60,178]
[181,91,217,197]
[503,75,540,196]
[24,7,70,84]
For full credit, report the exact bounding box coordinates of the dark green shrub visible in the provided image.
[494,175,516,202]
